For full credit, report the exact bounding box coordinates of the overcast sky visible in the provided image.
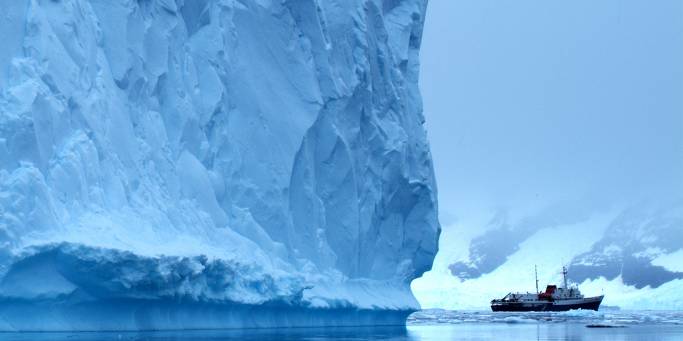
[420,0,683,224]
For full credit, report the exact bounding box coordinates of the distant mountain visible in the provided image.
[414,201,683,310]
[569,204,683,289]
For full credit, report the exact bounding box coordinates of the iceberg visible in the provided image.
[0,0,439,331]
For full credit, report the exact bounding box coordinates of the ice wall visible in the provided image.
[0,0,439,331]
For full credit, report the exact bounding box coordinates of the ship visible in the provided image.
[490,266,604,312]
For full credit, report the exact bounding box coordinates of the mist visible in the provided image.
[413,0,683,309]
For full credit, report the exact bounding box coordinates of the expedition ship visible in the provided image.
[490,266,603,312]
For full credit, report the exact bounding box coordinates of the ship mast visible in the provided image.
[535,265,539,293]
[562,266,568,289]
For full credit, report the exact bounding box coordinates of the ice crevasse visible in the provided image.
[0,0,440,331]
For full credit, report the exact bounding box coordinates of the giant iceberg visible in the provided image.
[0,0,439,331]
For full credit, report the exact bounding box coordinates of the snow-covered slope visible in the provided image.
[413,202,683,310]
[0,0,439,331]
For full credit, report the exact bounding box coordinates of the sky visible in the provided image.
[412,0,683,308]
[420,0,683,224]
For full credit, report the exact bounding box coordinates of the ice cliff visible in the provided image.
[0,0,439,331]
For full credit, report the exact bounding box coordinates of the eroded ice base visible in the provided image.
[0,300,412,332]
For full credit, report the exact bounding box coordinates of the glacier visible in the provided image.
[413,202,683,310]
[0,0,440,331]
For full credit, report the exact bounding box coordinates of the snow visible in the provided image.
[413,203,683,311]
[412,210,617,310]
[579,276,683,310]
[652,249,683,273]
[0,0,439,331]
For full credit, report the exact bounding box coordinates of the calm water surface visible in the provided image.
[1,310,682,340]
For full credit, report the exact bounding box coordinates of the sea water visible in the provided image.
[1,310,682,340]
